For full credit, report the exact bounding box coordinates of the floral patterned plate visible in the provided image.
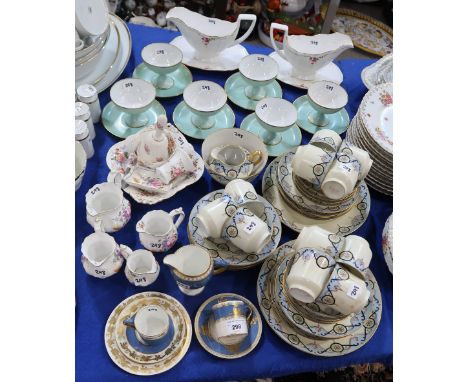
[331,8,392,57]
[359,83,393,155]
[257,241,382,356]
[262,157,371,235]
[274,251,371,339]
[104,292,192,375]
[105,124,204,205]
[382,214,393,274]
[187,190,282,270]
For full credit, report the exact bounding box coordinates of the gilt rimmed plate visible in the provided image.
[76,14,131,93]
[269,52,343,89]
[257,241,382,356]
[170,36,248,71]
[274,252,373,339]
[359,83,393,154]
[105,124,204,205]
[262,157,370,234]
[104,292,192,375]
[331,8,393,57]
[187,190,281,269]
[194,293,262,359]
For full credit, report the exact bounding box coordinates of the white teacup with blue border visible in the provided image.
[123,305,175,350]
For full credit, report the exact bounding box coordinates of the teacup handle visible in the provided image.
[269,23,288,61]
[244,305,253,324]
[123,316,136,329]
[169,207,185,229]
[247,150,262,166]
[93,219,103,232]
[230,14,257,47]
[119,244,133,260]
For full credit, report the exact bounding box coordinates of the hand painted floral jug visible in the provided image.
[166,7,257,59]
[270,23,354,80]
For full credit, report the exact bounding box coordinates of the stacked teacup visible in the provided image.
[285,226,373,320]
[194,179,272,256]
[276,129,372,220]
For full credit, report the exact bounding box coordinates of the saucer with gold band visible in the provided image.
[194,293,262,359]
[104,292,192,375]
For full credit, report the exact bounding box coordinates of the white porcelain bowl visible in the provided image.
[75,141,87,191]
[110,78,156,112]
[201,128,268,185]
[141,43,183,69]
[307,80,348,114]
[183,80,227,112]
[239,54,278,82]
[255,97,297,132]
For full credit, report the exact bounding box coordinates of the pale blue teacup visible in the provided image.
[255,98,297,146]
[183,80,227,130]
[109,78,156,128]
[123,305,175,348]
[140,43,183,90]
[306,81,348,127]
[239,54,279,101]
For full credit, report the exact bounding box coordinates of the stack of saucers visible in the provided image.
[346,83,393,195]
[256,229,382,357]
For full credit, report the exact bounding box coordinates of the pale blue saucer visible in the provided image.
[294,95,350,135]
[172,101,235,139]
[102,100,166,139]
[225,72,282,111]
[133,63,193,98]
[240,113,302,157]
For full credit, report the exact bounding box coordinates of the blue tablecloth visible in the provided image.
[76,23,393,382]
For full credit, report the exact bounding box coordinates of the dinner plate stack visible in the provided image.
[346,83,393,195]
[75,0,132,92]
[256,241,382,357]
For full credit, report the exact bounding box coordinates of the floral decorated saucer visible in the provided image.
[173,101,235,140]
[105,123,204,205]
[170,36,248,71]
[104,292,192,375]
[194,293,262,359]
[269,52,343,89]
[382,213,393,274]
[262,156,370,234]
[187,190,281,271]
[133,62,193,98]
[257,241,382,356]
[224,72,282,111]
[293,95,349,135]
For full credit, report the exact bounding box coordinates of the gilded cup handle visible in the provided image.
[244,305,253,324]
[123,316,136,329]
[248,150,262,166]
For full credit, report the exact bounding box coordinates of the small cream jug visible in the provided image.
[136,208,185,252]
[163,245,213,296]
[85,182,131,233]
[81,232,132,279]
